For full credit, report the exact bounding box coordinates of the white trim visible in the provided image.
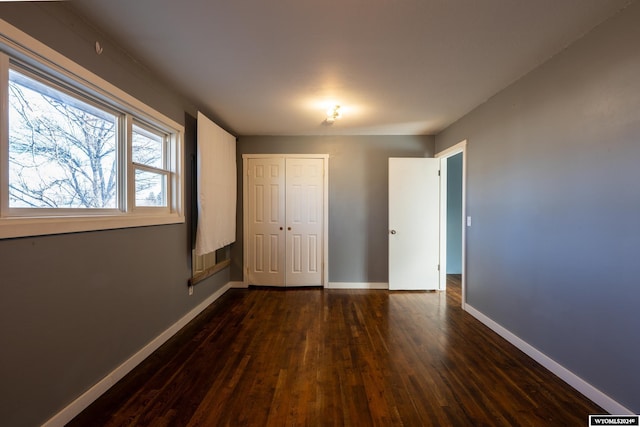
[327,282,388,290]
[435,140,467,159]
[435,140,467,309]
[242,156,249,288]
[42,283,233,427]
[229,281,248,288]
[465,304,633,415]
[242,154,330,288]
[438,158,448,290]
[323,156,329,289]
[242,153,327,159]
[0,213,184,239]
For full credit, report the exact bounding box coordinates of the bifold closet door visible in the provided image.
[246,157,324,287]
[285,158,323,286]
[246,157,286,286]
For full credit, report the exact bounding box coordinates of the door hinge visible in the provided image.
[438,170,441,176]
[437,264,440,271]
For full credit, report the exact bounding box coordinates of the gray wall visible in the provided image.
[0,4,230,426]
[436,2,640,412]
[233,136,434,283]
[446,152,463,274]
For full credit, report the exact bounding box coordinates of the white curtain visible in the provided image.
[194,112,236,256]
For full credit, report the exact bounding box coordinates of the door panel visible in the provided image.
[389,158,440,290]
[286,158,323,286]
[247,158,286,286]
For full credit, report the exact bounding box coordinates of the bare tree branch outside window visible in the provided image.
[9,70,117,208]
[132,124,168,207]
[8,69,163,209]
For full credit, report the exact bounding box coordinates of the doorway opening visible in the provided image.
[436,140,467,309]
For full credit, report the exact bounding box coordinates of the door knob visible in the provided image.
[279,227,283,230]
[288,227,292,231]
[390,230,397,234]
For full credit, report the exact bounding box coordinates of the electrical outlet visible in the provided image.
[188,285,193,296]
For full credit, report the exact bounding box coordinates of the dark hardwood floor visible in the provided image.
[68,276,603,426]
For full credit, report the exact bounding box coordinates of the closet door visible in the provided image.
[246,157,286,286]
[285,158,323,286]
[245,155,326,287]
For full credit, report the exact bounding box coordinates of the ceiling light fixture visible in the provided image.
[325,105,341,124]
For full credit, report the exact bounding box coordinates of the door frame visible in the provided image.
[242,154,329,287]
[435,140,467,308]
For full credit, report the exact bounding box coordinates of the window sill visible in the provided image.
[0,212,185,240]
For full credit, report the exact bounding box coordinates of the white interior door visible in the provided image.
[246,157,286,286]
[389,157,440,290]
[285,158,324,286]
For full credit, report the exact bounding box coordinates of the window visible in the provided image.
[8,67,119,211]
[132,122,169,208]
[0,21,184,239]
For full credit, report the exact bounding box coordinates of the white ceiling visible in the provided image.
[70,0,631,136]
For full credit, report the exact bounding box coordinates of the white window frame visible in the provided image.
[0,19,184,239]
[129,118,172,212]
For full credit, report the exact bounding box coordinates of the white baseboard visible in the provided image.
[229,281,248,288]
[464,304,632,415]
[326,282,388,289]
[42,282,233,427]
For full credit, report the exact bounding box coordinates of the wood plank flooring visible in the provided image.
[68,276,603,426]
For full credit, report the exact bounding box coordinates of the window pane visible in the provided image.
[135,169,167,207]
[132,124,164,169]
[8,69,118,208]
